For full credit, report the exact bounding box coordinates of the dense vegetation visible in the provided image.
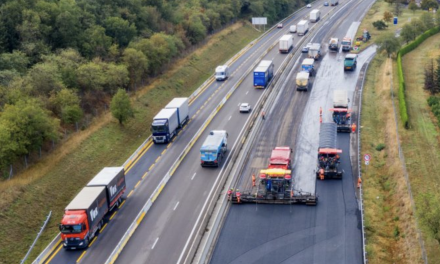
[0,0,303,175]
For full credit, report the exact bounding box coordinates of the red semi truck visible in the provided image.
[59,167,126,249]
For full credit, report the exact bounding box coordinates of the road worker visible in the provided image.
[319,168,324,180]
[236,189,241,203]
[357,177,362,188]
[227,188,233,200]
[351,123,357,133]
[252,174,256,187]
[261,111,266,120]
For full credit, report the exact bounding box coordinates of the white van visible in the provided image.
[289,25,297,33]
[215,65,229,81]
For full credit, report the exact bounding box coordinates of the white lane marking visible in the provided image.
[173,202,180,211]
[191,173,196,180]
[228,116,232,121]
[246,91,249,95]
[152,237,159,249]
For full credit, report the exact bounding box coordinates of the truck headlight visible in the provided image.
[79,242,84,246]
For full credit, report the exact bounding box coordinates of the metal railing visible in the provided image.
[22,211,52,264]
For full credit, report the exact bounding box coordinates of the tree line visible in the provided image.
[0,0,304,174]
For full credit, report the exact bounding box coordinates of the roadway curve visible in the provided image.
[44,3,325,264]
[209,0,376,263]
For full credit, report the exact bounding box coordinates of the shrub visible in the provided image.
[375,143,386,151]
[373,20,388,30]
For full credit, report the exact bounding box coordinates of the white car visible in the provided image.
[239,103,251,113]
[277,23,283,28]
[306,4,312,8]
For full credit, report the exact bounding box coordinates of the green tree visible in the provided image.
[61,104,83,124]
[421,12,435,30]
[104,63,129,94]
[122,48,149,90]
[0,99,59,155]
[376,33,401,57]
[409,1,419,14]
[184,15,207,44]
[26,62,65,96]
[81,25,112,59]
[400,23,418,43]
[110,89,134,125]
[0,122,20,170]
[421,0,439,10]
[0,70,20,86]
[76,61,106,92]
[410,18,427,35]
[372,20,388,30]
[43,49,83,88]
[104,17,137,47]
[48,88,81,115]
[424,59,437,94]
[0,51,29,74]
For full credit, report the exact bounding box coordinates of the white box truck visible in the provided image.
[215,65,229,81]
[310,9,321,23]
[308,43,321,60]
[289,25,297,33]
[151,108,179,144]
[165,97,189,128]
[297,20,309,36]
[279,35,294,53]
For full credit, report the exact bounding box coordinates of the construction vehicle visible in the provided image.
[200,130,228,167]
[253,60,274,88]
[59,167,126,249]
[356,29,371,42]
[331,90,351,132]
[279,34,294,53]
[341,37,352,52]
[296,71,310,91]
[316,123,343,180]
[230,147,317,205]
[308,43,321,60]
[329,38,339,52]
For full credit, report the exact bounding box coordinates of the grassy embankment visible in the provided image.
[0,22,261,264]
[400,34,440,263]
[358,1,433,263]
[354,0,425,52]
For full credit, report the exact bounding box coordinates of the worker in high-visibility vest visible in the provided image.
[252,174,256,187]
[357,177,362,188]
[236,189,241,203]
[227,188,233,200]
[319,168,324,180]
[351,123,357,133]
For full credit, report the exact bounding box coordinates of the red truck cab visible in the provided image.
[268,146,292,170]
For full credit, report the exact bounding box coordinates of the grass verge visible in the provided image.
[361,55,423,263]
[400,33,440,263]
[0,21,261,264]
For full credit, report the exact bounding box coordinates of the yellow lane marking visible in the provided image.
[88,237,97,247]
[110,211,117,220]
[161,149,167,155]
[118,200,126,208]
[155,156,161,163]
[151,184,165,203]
[45,243,63,264]
[149,163,155,171]
[125,140,154,173]
[99,223,108,233]
[135,181,141,189]
[76,251,87,263]
[127,190,134,198]
[137,212,146,225]
[142,172,148,179]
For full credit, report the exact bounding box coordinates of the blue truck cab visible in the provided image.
[253,60,274,88]
[200,130,228,167]
[301,58,315,77]
[151,108,179,144]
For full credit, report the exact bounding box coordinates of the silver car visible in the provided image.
[239,103,251,113]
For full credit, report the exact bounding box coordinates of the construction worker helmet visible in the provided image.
[236,189,240,192]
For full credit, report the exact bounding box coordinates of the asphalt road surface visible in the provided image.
[209,0,376,263]
[44,3,332,264]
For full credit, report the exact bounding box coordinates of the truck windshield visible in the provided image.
[216,72,225,76]
[342,41,351,45]
[60,224,83,234]
[152,125,167,133]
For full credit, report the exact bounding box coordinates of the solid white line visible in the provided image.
[246,91,249,95]
[152,237,159,249]
[173,202,180,211]
[228,116,232,121]
[191,173,196,180]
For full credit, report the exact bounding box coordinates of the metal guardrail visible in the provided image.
[24,211,52,264]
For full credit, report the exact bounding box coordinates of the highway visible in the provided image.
[112,2,346,264]
[43,3,327,264]
[209,0,376,262]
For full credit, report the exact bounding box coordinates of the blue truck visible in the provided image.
[200,130,228,167]
[301,58,315,77]
[253,60,274,88]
